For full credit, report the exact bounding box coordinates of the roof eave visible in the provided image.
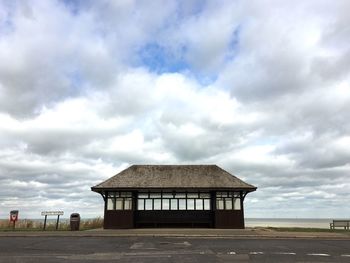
[91,186,257,192]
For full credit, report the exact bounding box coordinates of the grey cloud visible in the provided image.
[1,0,350,219]
[215,1,350,103]
[0,1,124,117]
[0,150,113,217]
[311,51,350,81]
[275,135,350,169]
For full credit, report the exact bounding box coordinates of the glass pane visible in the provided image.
[108,192,115,198]
[170,199,178,210]
[162,192,173,198]
[116,198,123,210]
[234,198,241,210]
[162,199,170,210]
[204,199,210,210]
[124,198,132,210]
[187,193,198,198]
[225,198,233,210]
[179,199,186,210]
[138,192,149,198]
[199,193,210,198]
[174,193,186,198]
[228,192,233,197]
[216,192,227,197]
[195,199,203,210]
[121,192,132,197]
[154,199,161,210]
[216,199,224,210]
[150,193,161,198]
[137,199,144,210]
[234,192,241,198]
[145,199,153,210]
[107,198,114,210]
[187,199,195,210]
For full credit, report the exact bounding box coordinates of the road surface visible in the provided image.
[0,236,349,262]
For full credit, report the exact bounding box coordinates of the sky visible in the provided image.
[0,0,349,219]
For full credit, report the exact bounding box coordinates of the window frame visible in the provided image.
[106,191,133,211]
[215,191,242,210]
[135,191,211,211]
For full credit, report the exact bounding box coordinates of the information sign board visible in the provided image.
[41,211,64,230]
[41,211,64,216]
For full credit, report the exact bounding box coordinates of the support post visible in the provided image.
[240,191,245,229]
[56,215,60,230]
[13,221,15,230]
[43,215,47,230]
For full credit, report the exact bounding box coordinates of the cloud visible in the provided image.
[0,0,349,219]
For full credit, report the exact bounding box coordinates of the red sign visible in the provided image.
[10,210,18,222]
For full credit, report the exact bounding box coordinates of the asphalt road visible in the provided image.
[0,236,349,262]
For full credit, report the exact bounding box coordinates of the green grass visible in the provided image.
[266,227,350,233]
[0,217,103,231]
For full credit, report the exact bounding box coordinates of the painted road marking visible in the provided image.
[227,251,236,255]
[341,254,350,257]
[272,252,296,255]
[249,252,264,255]
[307,253,330,257]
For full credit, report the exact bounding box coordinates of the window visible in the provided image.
[216,198,224,210]
[116,198,123,210]
[187,199,195,210]
[234,198,241,210]
[138,192,148,198]
[124,198,132,210]
[150,193,161,198]
[225,198,232,210]
[162,199,170,210]
[138,199,145,210]
[170,199,178,210]
[200,193,210,198]
[145,199,153,210]
[153,199,161,210]
[107,192,133,210]
[216,192,241,210]
[179,199,186,210]
[204,199,210,210]
[196,199,203,210]
[107,198,115,210]
[174,193,186,198]
[136,192,211,211]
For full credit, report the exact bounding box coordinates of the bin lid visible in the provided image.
[70,213,80,218]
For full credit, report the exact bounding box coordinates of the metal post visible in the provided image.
[56,215,60,230]
[43,215,47,230]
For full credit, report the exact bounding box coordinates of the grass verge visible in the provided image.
[0,217,103,231]
[266,227,350,233]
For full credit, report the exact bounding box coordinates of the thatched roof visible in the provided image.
[91,165,256,192]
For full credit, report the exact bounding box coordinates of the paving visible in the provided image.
[0,227,349,239]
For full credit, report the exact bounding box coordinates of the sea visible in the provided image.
[245,218,336,229]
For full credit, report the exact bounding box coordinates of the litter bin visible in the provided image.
[70,213,80,231]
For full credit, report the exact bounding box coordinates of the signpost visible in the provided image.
[41,211,64,230]
[10,210,19,230]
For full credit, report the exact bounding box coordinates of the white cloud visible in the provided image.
[0,0,349,219]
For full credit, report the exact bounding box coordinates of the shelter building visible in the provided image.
[91,165,256,229]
